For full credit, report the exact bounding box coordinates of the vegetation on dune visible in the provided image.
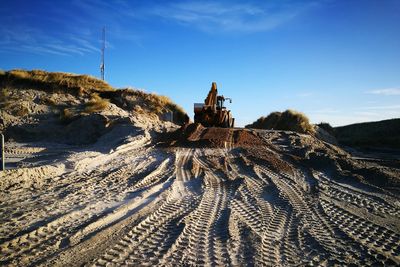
[0,69,114,95]
[135,90,187,122]
[102,88,188,125]
[0,88,11,108]
[60,108,75,122]
[245,109,315,134]
[335,118,400,149]
[83,93,110,114]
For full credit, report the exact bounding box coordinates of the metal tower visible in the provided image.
[100,26,105,80]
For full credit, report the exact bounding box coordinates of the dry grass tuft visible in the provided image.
[41,96,57,106]
[15,105,29,117]
[0,88,15,109]
[60,108,76,122]
[142,92,187,123]
[246,109,315,134]
[0,69,114,95]
[0,88,10,103]
[279,110,315,134]
[83,94,109,114]
[116,88,187,124]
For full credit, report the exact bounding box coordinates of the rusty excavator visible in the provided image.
[194,82,235,128]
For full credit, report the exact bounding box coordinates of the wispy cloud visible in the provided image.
[149,1,319,33]
[366,88,400,96]
[0,1,101,57]
[0,0,321,56]
[0,25,99,56]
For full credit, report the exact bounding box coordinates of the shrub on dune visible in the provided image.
[83,94,109,114]
[246,109,315,134]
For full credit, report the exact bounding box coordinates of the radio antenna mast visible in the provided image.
[100,26,105,80]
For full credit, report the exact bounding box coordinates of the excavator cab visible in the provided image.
[217,96,224,110]
[194,82,235,128]
[216,96,232,110]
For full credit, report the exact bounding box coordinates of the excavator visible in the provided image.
[194,82,235,128]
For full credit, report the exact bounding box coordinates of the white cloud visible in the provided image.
[0,0,104,57]
[367,88,400,96]
[0,0,322,56]
[149,1,319,33]
[0,23,99,57]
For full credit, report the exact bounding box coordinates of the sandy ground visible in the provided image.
[1,126,400,266]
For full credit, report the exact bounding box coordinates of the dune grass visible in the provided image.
[0,69,114,95]
[0,88,11,107]
[246,109,315,134]
[141,92,187,124]
[83,94,109,114]
[116,88,187,124]
[58,93,110,122]
[60,108,74,120]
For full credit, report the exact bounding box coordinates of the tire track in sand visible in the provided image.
[0,156,172,265]
[93,148,199,266]
[94,196,194,266]
[321,199,400,265]
[256,166,353,264]
[162,151,232,266]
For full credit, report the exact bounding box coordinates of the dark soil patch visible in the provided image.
[157,123,266,148]
[244,146,294,175]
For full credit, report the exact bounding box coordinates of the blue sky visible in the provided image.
[1,0,400,127]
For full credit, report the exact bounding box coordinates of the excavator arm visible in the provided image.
[204,82,218,107]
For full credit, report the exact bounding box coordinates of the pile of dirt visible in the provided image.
[233,129,266,147]
[160,123,266,148]
[243,146,294,175]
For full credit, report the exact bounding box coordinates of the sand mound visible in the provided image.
[246,109,315,134]
[1,69,188,144]
[161,123,266,148]
[0,164,65,190]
